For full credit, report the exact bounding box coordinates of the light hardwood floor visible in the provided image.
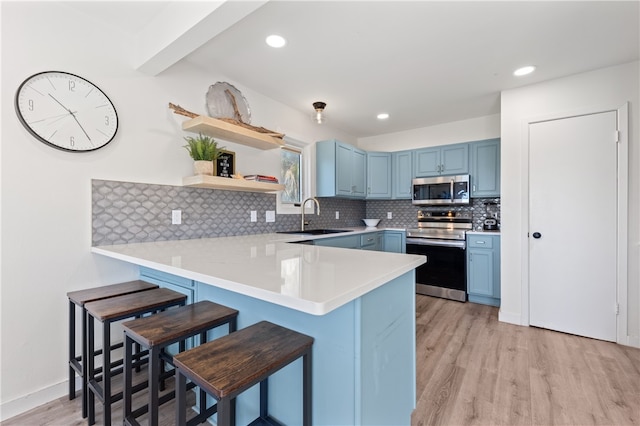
[3,295,639,425]
[413,296,640,426]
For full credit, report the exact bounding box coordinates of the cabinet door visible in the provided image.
[360,233,382,251]
[314,234,360,249]
[467,248,494,297]
[441,144,469,175]
[351,148,367,198]
[413,148,440,177]
[367,152,391,199]
[335,142,353,197]
[470,139,500,197]
[383,232,406,253]
[392,151,413,199]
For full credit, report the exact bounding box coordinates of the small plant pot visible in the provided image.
[193,160,213,176]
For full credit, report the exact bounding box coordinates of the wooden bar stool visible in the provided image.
[174,321,314,426]
[67,280,158,418]
[121,300,239,426]
[85,287,187,426]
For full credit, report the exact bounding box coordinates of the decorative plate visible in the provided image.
[205,82,251,123]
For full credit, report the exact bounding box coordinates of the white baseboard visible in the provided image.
[0,377,80,422]
[498,309,525,325]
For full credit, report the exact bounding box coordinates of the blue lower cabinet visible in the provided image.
[139,267,196,304]
[314,234,360,249]
[360,232,383,251]
[466,234,500,306]
[383,231,406,253]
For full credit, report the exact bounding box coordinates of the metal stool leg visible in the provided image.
[69,300,76,401]
[175,371,187,425]
[303,350,312,426]
[102,320,112,426]
[123,335,134,422]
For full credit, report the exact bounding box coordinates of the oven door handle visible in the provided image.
[406,238,466,249]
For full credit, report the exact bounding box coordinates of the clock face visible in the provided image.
[15,71,118,152]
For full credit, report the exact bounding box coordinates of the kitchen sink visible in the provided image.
[277,229,352,235]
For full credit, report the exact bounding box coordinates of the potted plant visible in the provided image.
[183,133,224,175]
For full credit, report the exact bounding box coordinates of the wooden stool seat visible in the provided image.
[174,321,314,426]
[85,287,187,426]
[67,280,158,418]
[121,301,239,426]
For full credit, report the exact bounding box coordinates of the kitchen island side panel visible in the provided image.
[193,271,416,426]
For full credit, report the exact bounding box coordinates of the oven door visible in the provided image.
[406,238,467,302]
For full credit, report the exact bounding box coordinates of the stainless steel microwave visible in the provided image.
[412,174,470,205]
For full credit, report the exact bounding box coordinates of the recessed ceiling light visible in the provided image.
[377,113,389,120]
[513,65,536,76]
[265,34,286,48]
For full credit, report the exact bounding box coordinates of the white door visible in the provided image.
[529,111,617,341]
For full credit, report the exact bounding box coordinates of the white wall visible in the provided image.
[500,61,640,346]
[357,114,500,151]
[0,2,354,418]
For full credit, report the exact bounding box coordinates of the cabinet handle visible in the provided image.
[477,241,485,244]
[473,184,476,192]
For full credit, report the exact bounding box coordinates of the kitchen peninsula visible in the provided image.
[92,232,425,425]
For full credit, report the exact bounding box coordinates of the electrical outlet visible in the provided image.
[266,210,276,223]
[335,211,340,219]
[387,212,393,219]
[171,210,182,225]
[250,211,257,222]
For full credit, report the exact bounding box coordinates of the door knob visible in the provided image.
[532,232,542,239]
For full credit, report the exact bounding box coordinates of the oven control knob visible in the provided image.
[532,232,542,239]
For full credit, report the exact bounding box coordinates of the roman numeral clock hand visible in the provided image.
[48,93,91,142]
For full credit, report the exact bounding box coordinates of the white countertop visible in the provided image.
[467,230,501,235]
[91,229,424,316]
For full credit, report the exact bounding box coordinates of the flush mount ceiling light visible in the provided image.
[265,34,286,48]
[313,101,327,124]
[513,65,536,76]
[377,113,389,120]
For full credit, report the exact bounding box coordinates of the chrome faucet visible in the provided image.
[296,197,320,232]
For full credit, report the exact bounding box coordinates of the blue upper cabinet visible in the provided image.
[317,140,366,199]
[392,150,413,199]
[413,143,469,177]
[470,138,500,197]
[366,152,392,199]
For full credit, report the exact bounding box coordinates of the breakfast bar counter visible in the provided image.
[92,233,425,425]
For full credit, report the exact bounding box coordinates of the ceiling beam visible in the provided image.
[133,1,268,76]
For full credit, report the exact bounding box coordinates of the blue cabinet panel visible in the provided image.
[366,152,392,199]
[470,138,501,197]
[413,143,468,177]
[317,140,366,199]
[383,231,406,253]
[466,234,500,306]
[392,150,413,199]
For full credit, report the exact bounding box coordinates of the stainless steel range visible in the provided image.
[406,210,472,302]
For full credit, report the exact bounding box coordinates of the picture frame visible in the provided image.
[215,150,236,178]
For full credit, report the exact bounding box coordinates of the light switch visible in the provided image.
[387,212,393,219]
[250,210,257,222]
[335,211,340,219]
[266,210,276,223]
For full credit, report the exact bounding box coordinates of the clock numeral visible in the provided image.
[70,136,75,147]
[28,99,34,111]
[105,116,109,126]
[68,80,76,92]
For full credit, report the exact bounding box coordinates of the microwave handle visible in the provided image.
[450,179,454,202]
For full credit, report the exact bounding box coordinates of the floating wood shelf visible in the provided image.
[182,175,284,193]
[182,115,285,150]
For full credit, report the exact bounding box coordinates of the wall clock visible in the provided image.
[15,71,118,152]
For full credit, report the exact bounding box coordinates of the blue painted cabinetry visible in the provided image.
[466,234,500,306]
[470,138,500,197]
[139,267,196,304]
[413,143,469,177]
[366,152,392,199]
[317,140,366,198]
[383,231,406,253]
[315,230,404,253]
[392,150,413,199]
[360,232,383,251]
